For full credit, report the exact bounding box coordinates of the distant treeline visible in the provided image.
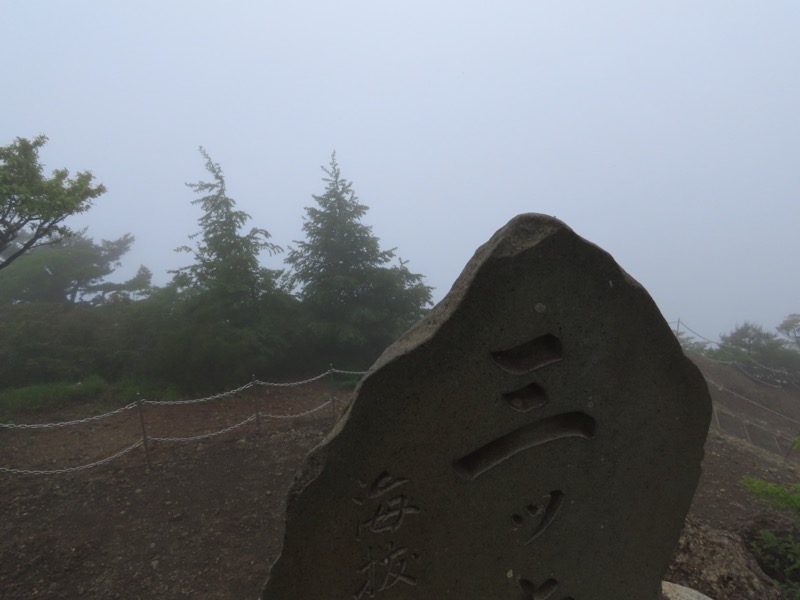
[0,140,432,395]
[677,317,800,384]
[3,136,798,400]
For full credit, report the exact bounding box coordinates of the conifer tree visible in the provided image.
[165,147,287,390]
[286,152,432,367]
[172,147,282,310]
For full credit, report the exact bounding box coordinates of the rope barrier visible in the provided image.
[4,360,798,473]
[0,441,144,476]
[0,401,138,430]
[704,376,800,427]
[331,368,369,376]
[142,381,256,406]
[253,371,331,388]
[0,367,363,476]
[734,363,784,389]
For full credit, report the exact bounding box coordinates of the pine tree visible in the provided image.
[165,147,288,390]
[286,152,432,367]
[172,147,282,309]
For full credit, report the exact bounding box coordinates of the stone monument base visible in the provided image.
[662,581,713,600]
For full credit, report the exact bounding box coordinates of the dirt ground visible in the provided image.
[1,364,799,599]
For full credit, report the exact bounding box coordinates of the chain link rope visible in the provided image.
[142,381,256,406]
[0,441,144,476]
[0,402,138,430]
[0,368,362,476]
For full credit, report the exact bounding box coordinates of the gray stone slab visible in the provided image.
[262,214,711,600]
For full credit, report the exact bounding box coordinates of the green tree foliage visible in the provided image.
[0,302,104,385]
[172,147,282,309]
[710,321,800,374]
[674,330,710,355]
[0,135,106,270]
[0,231,153,386]
[286,152,432,368]
[163,148,293,391]
[721,322,785,355]
[0,231,151,305]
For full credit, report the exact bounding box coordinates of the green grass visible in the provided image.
[743,476,800,598]
[0,376,107,421]
[0,376,180,424]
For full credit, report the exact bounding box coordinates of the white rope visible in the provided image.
[253,371,331,388]
[704,376,800,427]
[735,363,784,389]
[0,368,365,428]
[0,368,356,476]
[143,381,255,406]
[0,441,144,476]
[0,402,138,430]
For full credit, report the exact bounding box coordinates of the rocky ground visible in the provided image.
[1,363,798,599]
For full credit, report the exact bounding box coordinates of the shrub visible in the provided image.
[742,476,800,598]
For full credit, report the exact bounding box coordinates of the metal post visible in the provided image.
[136,394,152,469]
[252,374,262,435]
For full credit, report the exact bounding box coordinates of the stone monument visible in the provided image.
[262,213,711,600]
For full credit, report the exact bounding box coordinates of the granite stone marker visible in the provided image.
[262,214,711,600]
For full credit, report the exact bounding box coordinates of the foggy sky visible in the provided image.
[3,1,799,343]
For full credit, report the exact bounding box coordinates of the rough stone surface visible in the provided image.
[262,214,711,600]
[666,517,782,600]
[661,581,714,600]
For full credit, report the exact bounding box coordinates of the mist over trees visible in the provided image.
[6,135,795,399]
[678,320,800,385]
[0,232,151,305]
[0,141,432,395]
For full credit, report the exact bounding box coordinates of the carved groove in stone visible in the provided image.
[519,577,559,600]
[503,382,548,412]
[452,413,596,480]
[515,491,564,545]
[491,334,563,374]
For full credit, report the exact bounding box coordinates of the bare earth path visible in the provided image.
[1,364,799,599]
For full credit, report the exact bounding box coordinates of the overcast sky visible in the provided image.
[3,1,798,342]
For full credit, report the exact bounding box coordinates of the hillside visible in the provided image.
[667,352,800,599]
